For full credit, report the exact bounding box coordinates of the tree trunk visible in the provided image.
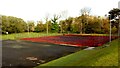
[61,24,63,33]
[46,22,48,35]
[80,23,82,34]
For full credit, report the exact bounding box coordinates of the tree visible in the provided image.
[59,20,66,33]
[59,17,74,33]
[27,21,35,32]
[74,16,82,33]
[108,8,120,34]
[59,10,68,33]
[112,26,117,34]
[51,14,61,33]
[2,15,9,33]
[65,17,73,33]
[102,18,110,34]
[47,20,52,32]
[2,15,27,34]
[80,7,91,34]
[35,21,46,32]
[108,8,120,20]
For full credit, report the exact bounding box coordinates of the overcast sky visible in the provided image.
[0,0,119,22]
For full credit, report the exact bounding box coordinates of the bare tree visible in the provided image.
[60,10,68,20]
[80,7,91,15]
[80,7,91,34]
[59,10,68,33]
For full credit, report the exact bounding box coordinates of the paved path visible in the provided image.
[2,40,83,68]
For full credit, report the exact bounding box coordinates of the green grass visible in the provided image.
[0,32,62,40]
[0,32,118,40]
[79,34,118,36]
[35,39,119,67]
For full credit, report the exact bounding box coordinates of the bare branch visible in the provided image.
[80,7,91,15]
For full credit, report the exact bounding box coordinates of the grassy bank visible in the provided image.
[36,39,119,67]
[1,33,118,40]
[0,32,62,40]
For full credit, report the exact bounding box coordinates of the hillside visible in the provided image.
[36,39,119,67]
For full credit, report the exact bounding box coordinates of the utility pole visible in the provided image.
[107,14,113,46]
[109,15,112,43]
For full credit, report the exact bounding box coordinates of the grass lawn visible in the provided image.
[0,32,62,40]
[35,39,119,67]
[0,32,117,40]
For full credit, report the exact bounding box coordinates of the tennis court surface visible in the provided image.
[21,34,118,47]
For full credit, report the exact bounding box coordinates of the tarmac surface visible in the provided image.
[2,40,83,68]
